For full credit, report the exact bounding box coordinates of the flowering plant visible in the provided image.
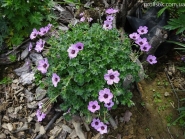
[39,22,140,120]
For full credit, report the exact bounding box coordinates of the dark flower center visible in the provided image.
[43,63,47,68]
[107,102,111,106]
[92,105,96,109]
[106,24,109,27]
[71,50,75,54]
[101,126,105,130]
[104,94,108,98]
[55,78,58,82]
[141,30,144,32]
[78,46,82,49]
[110,75,115,79]
[95,122,99,125]
[149,59,153,62]
[139,42,143,45]
[143,47,147,50]
[133,36,136,39]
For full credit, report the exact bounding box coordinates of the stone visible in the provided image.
[29,52,43,65]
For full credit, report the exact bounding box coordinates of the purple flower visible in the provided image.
[36,109,46,122]
[97,122,107,134]
[52,73,60,87]
[30,28,38,40]
[98,88,113,103]
[147,55,157,64]
[129,32,140,40]
[47,23,52,30]
[104,69,120,85]
[135,38,148,47]
[35,39,45,52]
[87,17,93,22]
[91,118,101,130]
[67,44,79,59]
[104,99,114,109]
[140,43,151,52]
[80,16,85,22]
[39,27,49,36]
[80,12,84,16]
[103,20,112,30]
[75,42,84,50]
[106,8,118,14]
[28,42,33,51]
[37,58,49,74]
[88,100,100,113]
[106,15,114,22]
[137,26,148,35]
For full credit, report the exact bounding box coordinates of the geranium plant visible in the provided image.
[37,21,140,120]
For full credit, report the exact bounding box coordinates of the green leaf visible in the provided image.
[157,6,169,17]
[29,12,43,25]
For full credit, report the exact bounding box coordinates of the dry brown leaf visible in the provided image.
[91,133,100,139]
[72,119,86,139]
[123,110,132,123]
[39,125,46,135]
[7,123,13,131]
[62,124,72,133]
[69,130,78,139]
[49,125,62,137]
[35,122,41,133]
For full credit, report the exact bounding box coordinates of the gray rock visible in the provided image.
[20,72,35,85]
[14,59,31,76]
[35,87,47,100]
[29,52,43,65]
[21,47,29,60]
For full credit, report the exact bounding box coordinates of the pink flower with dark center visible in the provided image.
[36,109,46,122]
[135,38,148,47]
[147,55,157,64]
[52,73,60,87]
[30,28,38,40]
[140,43,151,52]
[37,58,49,74]
[97,122,107,134]
[129,32,140,40]
[103,20,112,30]
[28,42,33,51]
[106,8,118,14]
[106,15,114,22]
[87,17,93,22]
[88,100,100,113]
[104,69,120,85]
[91,118,101,130]
[137,26,148,35]
[75,42,84,50]
[98,88,113,103]
[80,16,85,22]
[67,44,79,59]
[104,99,114,109]
[35,39,46,52]
[39,27,49,36]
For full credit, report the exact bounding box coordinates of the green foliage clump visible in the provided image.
[39,22,140,119]
[0,0,55,47]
